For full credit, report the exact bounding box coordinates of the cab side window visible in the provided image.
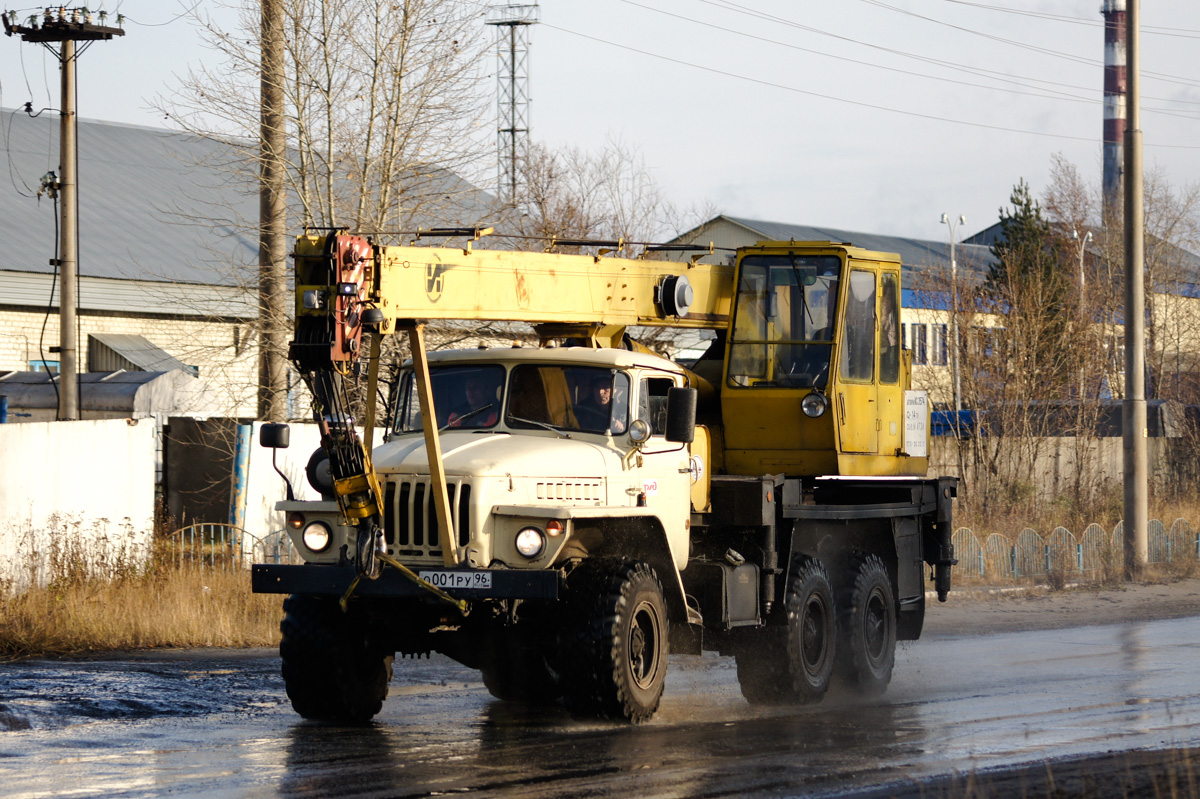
[637,377,676,436]
[840,269,876,382]
[880,272,900,384]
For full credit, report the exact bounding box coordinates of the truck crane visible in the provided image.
[252,228,957,723]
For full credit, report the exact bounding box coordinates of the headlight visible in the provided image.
[801,392,828,418]
[302,521,332,553]
[515,527,546,558]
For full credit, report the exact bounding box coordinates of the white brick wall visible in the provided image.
[0,309,258,417]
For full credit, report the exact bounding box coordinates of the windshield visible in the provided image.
[507,365,630,435]
[728,254,841,388]
[394,364,506,433]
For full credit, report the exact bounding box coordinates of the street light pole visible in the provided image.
[1073,229,1093,398]
[941,213,966,414]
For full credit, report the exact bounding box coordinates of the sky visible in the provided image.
[2,0,1199,245]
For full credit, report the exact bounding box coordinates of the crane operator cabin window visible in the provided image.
[728,254,841,388]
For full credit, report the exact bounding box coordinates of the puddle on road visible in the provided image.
[0,654,288,731]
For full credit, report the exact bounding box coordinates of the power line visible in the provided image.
[937,0,1200,38]
[617,0,1200,117]
[541,23,1200,150]
[693,0,1200,101]
[858,0,1200,89]
[698,0,1200,91]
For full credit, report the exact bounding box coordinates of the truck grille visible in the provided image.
[382,477,472,559]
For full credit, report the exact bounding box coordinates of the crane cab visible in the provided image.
[717,242,928,477]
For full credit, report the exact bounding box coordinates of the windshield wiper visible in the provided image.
[438,403,495,433]
[507,415,572,439]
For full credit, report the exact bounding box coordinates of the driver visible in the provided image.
[575,374,627,434]
[448,374,499,428]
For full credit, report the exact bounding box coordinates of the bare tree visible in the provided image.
[943,157,1200,529]
[154,0,492,420]
[506,136,676,255]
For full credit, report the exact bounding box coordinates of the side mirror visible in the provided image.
[665,387,697,443]
[259,423,294,501]
[260,422,291,449]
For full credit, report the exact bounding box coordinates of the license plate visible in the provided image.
[418,570,492,590]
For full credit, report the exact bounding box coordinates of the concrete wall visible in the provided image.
[930,434,1197,504]
[0,418,156,592]
[235,423,384,541]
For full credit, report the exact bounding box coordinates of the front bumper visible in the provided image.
[251,563,560,600]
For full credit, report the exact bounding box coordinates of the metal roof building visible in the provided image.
[0,110,502,416]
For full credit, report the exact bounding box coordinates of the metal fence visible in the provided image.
[161,523,299,571]
[951,518,1199,578]
[164,519,1199,579]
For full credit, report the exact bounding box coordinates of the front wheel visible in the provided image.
[559,559,669,723]
[838,555,897,696]
[280,594,393,723]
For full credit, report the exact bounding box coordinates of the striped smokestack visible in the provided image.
[1102,0,1127,214]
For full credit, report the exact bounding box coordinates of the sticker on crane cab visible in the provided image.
[689,456,704,484]
[642,479,659,495]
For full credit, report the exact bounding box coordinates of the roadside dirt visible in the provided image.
[923,576,1200,637]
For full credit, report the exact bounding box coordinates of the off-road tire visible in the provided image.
[280,594,393,723]
[837,554,896,696]
[558,558,669,723]
[736,556,836,705]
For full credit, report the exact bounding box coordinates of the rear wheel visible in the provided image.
[736,556,835,705]
[558,559,669,723]
[837,555,896,696]
[280,594,393,723]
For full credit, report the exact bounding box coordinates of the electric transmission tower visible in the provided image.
[486,4,539,205]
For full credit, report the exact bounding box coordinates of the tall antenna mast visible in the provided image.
[486,4,539,205]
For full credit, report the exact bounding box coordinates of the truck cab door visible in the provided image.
[835,268,879,453]
[876,271,905,455]
[633,375,693,565]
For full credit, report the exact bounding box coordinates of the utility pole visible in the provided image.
[1122,0,1148,579]
[259,0,288,421]
[3,8,124,421]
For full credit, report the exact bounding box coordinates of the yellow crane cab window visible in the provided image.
[727,253,841,388]
[880,272,901,385]
[840,270,876,382]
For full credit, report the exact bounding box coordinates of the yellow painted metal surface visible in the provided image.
[719,242,928,478]
[294,232,932,481]
[689,426,712,513]
[372,245,734,331]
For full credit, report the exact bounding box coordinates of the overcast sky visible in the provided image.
[2,0,1198,244]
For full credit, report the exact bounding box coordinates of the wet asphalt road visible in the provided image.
[3,616,1200,798]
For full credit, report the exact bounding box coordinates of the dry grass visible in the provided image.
[0,565,280,660]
